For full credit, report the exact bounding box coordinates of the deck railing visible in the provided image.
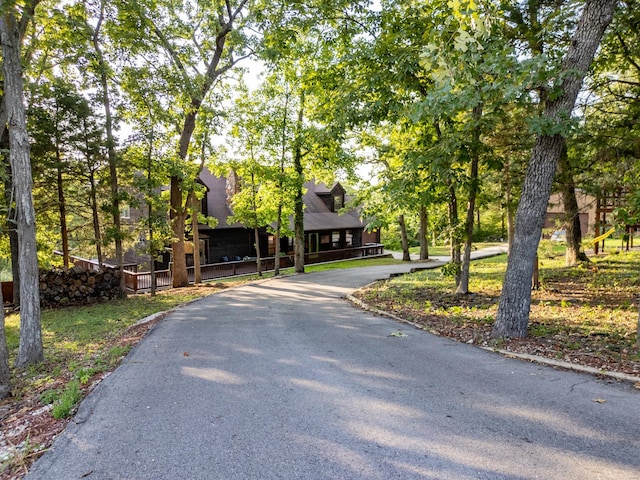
[66,243,385,293]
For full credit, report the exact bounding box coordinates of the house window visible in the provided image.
[332,231,340,248]
[267,235,276,256]
[346,230,353,247]
[120,205,131,220]
[200,192,208,217]
[333,194,343,211]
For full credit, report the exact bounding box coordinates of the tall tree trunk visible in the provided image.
[558,145,589,266]
[493,0,618,339]
[56,153,69,268]
[503,158,516,252]
[89,173,104,267]
[398,214,411,262]
[275,87,289,277]
[250,172,262,277]
[92,1,123,280]
[293,93,306,273]
[419,205,429,260]
[532,254,540,290]
[148,205,156,296]
[274,204,282,276]
[636,294,640,347]
[456,103,482,295]
[146,137,157,296]
[507,202,515,252]
[3,158,20,306]
[1,12,43,367]
[0,285,9,399]
[191,197,201,284]
[160,1,247,286]
[170,176,189,287]
[448,182,461,286]
[254,225,262,276]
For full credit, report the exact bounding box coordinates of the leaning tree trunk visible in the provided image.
[1,12,43,367]
[492,0,618,339]
[398,214,411,262]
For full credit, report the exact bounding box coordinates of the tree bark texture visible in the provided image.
[251,173,262,277]
[148,203,157,296]
[274,204,282,276]
[92,2,123,276]
[456,103,482,295]
[293,95,306,274]
[419,205,429,260]
[493,0,618,338]
[167,1,247,286]
[191,198,201,284]
[398,214,411,262]
[89,172,104,267]
[1,12,44,367]
[2,142,20,306]
[0,285,10,399]
[170,176,189,287]
[56,156,69,268]
[254,225,263,276]
[448,182,461,286]
[636,295,640,347]
[558,145,589,265]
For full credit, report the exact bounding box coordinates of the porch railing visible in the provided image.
[66,243,385,293]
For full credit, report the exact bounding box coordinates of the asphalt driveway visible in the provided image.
[27,258,640,479]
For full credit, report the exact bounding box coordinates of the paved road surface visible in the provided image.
[27,254,640,479]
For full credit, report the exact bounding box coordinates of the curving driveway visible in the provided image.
[27,257,640,479]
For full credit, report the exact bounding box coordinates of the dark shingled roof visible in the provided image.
[302,181,365,231]
[199,169,365,232]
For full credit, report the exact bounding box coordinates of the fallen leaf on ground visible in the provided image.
[389,331,408,337]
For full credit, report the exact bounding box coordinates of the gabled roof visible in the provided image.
[302,181,364,231]
[199,168,244,229]
[198,169,365,232]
